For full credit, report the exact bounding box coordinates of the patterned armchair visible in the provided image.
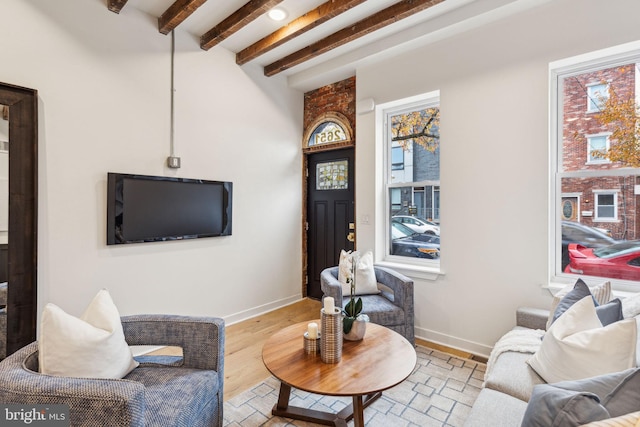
[320,265,415,345]
[0,314,225,427]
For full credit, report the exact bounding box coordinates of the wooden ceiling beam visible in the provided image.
[200,0,285,51]
[264,0,444,76]
[236,0,367,66]
[107,0,129,14]
[158,0,209,35]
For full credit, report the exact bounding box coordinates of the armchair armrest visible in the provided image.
[0,343,146,427]
[121,314,225,373]
[320,267,344,306]
[373,265,413,309]
[516,307,549,330]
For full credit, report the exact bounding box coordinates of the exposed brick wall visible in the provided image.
[304,76,356,137]
[561,64,638,239]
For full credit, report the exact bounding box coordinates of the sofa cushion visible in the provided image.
[125,366,220,427]
[338,250,379,296]
[551,280,622,327]
[521,368,640,427]
[547,279,611,329]
[622,293,640,318]
[484,350,546,402]
[462,388,528,427]
[39,289,138,379]
[521,384,610,427]
[527,297,637,384]
[349,294,404,326]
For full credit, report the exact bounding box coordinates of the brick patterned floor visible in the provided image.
[224,346,486,426]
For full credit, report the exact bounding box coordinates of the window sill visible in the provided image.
[376,260,443,281]
[545,279,638,299]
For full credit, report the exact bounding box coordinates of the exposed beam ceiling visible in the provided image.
[200,0,285,50]
[158,0,208,35]
[236,0,368,66]
[107,0,445,77]
[264,0,444,76]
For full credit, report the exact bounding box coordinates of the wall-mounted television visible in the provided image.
[107,173,232,245]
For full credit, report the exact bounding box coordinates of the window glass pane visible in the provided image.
[587,83,609,112]
[385,95,440,262]
[316,160,348,190]
[587,136,608,163]
[554,54,640,285]
[308,121,347,146]
[391,146,404,170]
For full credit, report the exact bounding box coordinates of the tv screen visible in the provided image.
[107,173,232,245]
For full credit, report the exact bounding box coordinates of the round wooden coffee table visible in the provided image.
[262,320,417,427]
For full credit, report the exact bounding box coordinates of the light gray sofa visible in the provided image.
[0,314,225,427]
[464,306,640,426]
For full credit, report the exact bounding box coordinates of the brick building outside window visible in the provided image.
[561,63,639,241]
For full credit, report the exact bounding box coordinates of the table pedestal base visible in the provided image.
[272,383,381,427]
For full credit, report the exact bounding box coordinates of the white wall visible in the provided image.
[0,0,304,325]
[355,0,640,356]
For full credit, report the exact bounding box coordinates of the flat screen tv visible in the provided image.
[107,173,232,245]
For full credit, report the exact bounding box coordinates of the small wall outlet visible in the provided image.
[167,156,181,168]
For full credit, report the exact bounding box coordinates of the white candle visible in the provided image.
[307,322,318,339]
[323,296,335,313]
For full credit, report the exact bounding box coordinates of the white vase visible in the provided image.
[343,316,368,341]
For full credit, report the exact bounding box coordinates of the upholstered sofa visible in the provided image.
[0,314,225,427]
[320,265,415,345]
[464,297,640,427]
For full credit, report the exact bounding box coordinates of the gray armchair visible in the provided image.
[321,265,415,345]
[0,314,224,427]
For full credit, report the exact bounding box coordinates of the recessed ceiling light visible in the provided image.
[268,8,287,21]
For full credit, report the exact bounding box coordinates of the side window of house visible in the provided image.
[383,91,441,264]
[586,82,610,112]
[551,44,640,288]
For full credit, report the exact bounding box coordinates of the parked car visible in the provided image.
[391,221,440,259]
[392,215,440,235]
[565,241,640,281]
[561,221,617,270]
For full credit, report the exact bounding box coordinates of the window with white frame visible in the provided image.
[381,91,441,264]
[594,191,617,220]
[586,134,610,164]
[586,82,610,112]
[391,146,404,170]
[550,42,640,289]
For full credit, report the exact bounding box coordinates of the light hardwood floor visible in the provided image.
[223,298,483,400]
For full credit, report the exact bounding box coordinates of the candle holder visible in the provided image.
[320,307,343,364]
[303,332,321,355]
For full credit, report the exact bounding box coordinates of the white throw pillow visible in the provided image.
[528,296,637,384]
[39,289,138,379]
[546,280,612,329]
[338,250,379,296]
[622,292,640,319]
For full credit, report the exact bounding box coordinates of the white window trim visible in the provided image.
[593,190,618,221]
[585,132,611,164]
[549,40,640,293]
[375,90,443,280]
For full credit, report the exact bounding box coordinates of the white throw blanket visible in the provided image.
[485,328,545,381]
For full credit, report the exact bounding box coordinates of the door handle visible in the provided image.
[347,232,355,242]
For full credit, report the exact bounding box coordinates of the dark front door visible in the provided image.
[307,148,355,299]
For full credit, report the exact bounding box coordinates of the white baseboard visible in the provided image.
[416,325,493,359]
[223,295,303,326]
